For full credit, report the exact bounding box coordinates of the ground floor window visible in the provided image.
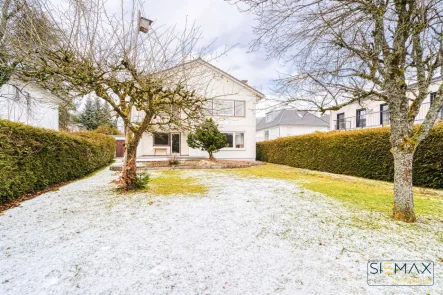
[380,103,390,125]
[235,133,244,148]
[221,132,245,149]
[264,130,269,141]
[153,133,169,146]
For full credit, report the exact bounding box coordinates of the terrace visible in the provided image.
[333,101,443,130]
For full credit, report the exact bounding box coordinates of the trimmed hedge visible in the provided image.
[256,123,443,189]
[0,120,115,203]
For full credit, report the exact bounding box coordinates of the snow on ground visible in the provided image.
[0,168,441,295]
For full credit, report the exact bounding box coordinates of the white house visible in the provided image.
[0,79,60,130]
[256,109,329,142]
[330,78,443,130]
[135,59,265,161]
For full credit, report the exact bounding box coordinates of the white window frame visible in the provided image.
[153,133,170,146]
[206,100,246,117]
[221,131,246,150]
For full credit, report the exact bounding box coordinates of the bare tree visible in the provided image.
[0,0,63,125]
[0,0,55,85]
[232,0,443,222]
[14,0,225,189]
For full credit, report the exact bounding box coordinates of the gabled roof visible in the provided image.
[257,109,329,130]
[167,58,265,99]
[7,78,64,105]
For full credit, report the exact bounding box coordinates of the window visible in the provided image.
[356,108,366,128]
[264,130,269,141]
[430,92,443,118]
[235,101,245,117]
[214,100,234,116]
[203,100,213,115]
[221,132,245,149]
[153,133,169,146]
[14,86,20,101]
[223,133,234,147]
[380,104,390,125]
[171,105,180,119]
[208,100,246,117]
[336,113,345,130]
[430,92,437,102]
[235,133,244,148]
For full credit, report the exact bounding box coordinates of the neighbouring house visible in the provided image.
[330,77,443,130]
[256,109,329,142]
[134,59,265,161]
[0,79,61,130]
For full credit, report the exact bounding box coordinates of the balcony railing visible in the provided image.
[333,102,443,130]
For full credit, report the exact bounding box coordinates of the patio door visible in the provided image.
[171,133,180,154]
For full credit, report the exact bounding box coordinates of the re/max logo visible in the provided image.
[367,260,434,286]
[369,262,432,275]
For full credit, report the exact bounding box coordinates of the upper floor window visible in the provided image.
[205,100,246,117]
[235,101,245,116]
[336,113,345,130]
[356,108,366,128]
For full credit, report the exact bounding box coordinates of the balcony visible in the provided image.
[333,102,443,130]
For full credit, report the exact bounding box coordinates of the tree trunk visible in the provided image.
[392,150,416,222]
[120,138,139,189]
[387,92,417,223]
[120,124,142,189]
[208,152,215,161]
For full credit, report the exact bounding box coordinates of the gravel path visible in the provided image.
[0,168,441,295]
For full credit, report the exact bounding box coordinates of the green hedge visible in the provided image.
[0,120,115,203]
[256,123,443,189]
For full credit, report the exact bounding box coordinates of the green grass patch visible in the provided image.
[147,170,207,195]
[223,164,443,219]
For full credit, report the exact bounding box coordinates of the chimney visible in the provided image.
[241,80,248,84]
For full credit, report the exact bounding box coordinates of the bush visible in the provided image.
[0,120,115,203]
[94,123,121,135]
[256,123,443,189]
[186,118,227,161]
[168,155,180,166]
[134,172,150,189]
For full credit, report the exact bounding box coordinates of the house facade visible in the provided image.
[0,79,60,130]
[135,59,265,161]
[256,109,329,142]
[330,78,443,130]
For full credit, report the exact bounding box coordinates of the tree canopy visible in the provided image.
[233,0,443,222]
[78,97,115,131]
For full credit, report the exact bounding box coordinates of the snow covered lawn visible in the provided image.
[0,167,441,294]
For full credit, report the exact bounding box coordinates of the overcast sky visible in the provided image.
[141,0,285,109]
[55,0,286,115]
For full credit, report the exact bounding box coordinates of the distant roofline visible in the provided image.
[256,109,329,130]
[407,75,443,88]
